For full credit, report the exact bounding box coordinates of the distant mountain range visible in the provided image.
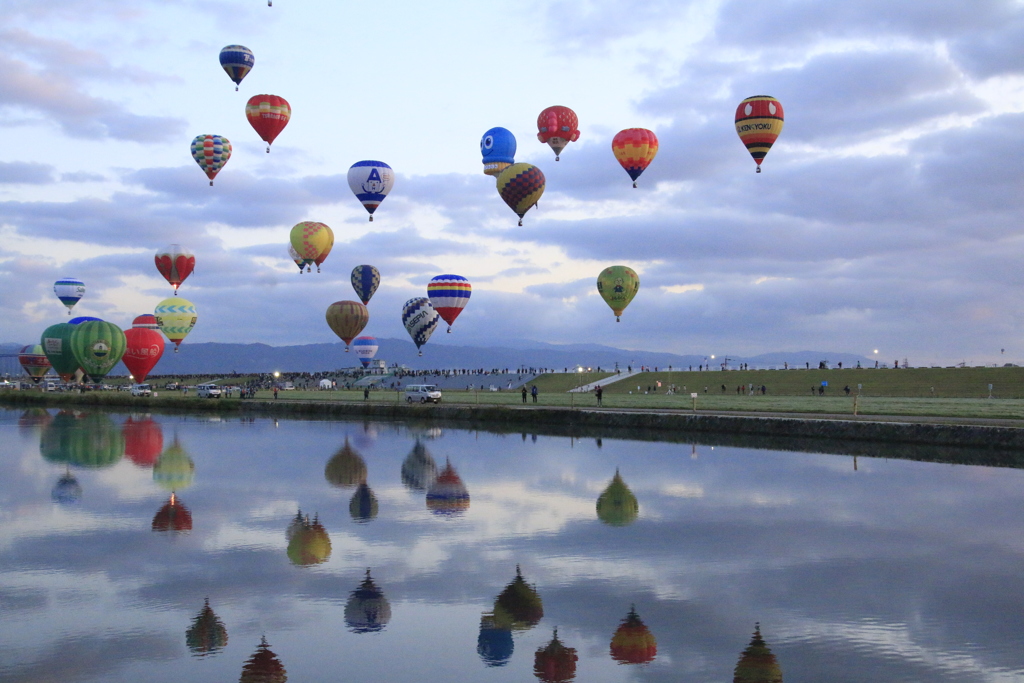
[0,339,874,377]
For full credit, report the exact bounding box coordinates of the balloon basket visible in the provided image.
[555,155,560,161]
[345,347,350,352]
[446,327,451,333]
[209,180,214,186]
[266,146,270,153]
[616,316,621,322]
[418,351,423,357]
[235,85,239,92]
[756,167,761,173]
[518,219,523,226]
[368,216,373,222]
[632,182,637,188]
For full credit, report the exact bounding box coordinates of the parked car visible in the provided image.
[405,384,442,404]
[196,383,222,398]
[131,383,152,397]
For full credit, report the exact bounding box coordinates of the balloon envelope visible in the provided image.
[40,323,79,381]
[534,630,578,683]
[287,515,331,566]
[352,336,379,368]
[287,243,307,272]
[401,441,438,491]
[536,105,580,160]
[313,224,334,271]
[155,244,195,293]
[191,134,231,185]
[123,327,165,383]
[597,265,640,321]
[427,274,471,331]
[155,297,197,351]
[347,161,394,220]
[402,298,440,353]
[186,599,229,656]
[350,265,380,304]
[612,128,658,186]
[153,494,193,532]
[41,412,125,469]
[219,44,254,89]
[53,278,85,313]
[597,470,639,526]
[123,416,163,467]
[245,94,290,150]
[289,221,331,266]
[240,637,287,683]
[18,344,51,382]
[734,625,783,682]
[345,572,391,633]
[70,320,126,381]
[154,440,195,491]
[496,163,545,225]
[69,316,101,325]
[481,127,517,176]
[426,460,470,517]
[324,438,368,488]
[132,314,160,329]
[610,607,657,664]
[349,482,379,523]
[735,95,784,172]
[325,301,369,348]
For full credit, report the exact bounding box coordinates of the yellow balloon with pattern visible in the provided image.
[154,297,197,352]
[496,163,545,226]
[596,266,640,322]
[289,221,331,272]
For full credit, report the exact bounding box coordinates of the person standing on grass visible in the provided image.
[273,387,278,400]
[531,385,538,403]
[522,386,528,403]
[595,385,603,406]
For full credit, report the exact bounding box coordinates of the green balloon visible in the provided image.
[40,323,80,380]
[41,412,125,469]
[596,469,639,526]
[596,266,640,322]
[70,320,127,381]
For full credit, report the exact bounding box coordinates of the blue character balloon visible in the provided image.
[219,45,254,91]
[481,127,516,177]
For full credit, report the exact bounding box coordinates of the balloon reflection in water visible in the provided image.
[534,628,578,683]
[51,470,82,504]
[324,438,367,488]
[477,612,514,667]
[153,438,195,491]
[286,511,331,566]
[345,570,391,633]
[596,469,639,526]
[152,493,192,532]
[425,459,470,517]
[610,606,657,664]
[400,440,437,491]
[733,623,783,683]
[41,412,125,469]
[186,598,228,657]
[123,416,163,467]
[240,636,287,683]
[493,565,543,632]
[349,483,378,523]
[19,408,52,435]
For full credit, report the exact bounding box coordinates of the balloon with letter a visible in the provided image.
[348,161,394,221]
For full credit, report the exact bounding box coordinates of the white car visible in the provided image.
[405,384,442,404]
[196,383,222,398]
[130,383,152,397]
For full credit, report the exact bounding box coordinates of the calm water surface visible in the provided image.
[1,408,1023,682]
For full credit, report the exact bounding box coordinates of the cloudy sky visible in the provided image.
[3,0,1024,365]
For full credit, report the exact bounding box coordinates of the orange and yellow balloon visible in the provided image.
[734,96,784,172]
[612,129,658,188]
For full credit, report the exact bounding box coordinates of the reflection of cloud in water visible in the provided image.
[660,483,704,498]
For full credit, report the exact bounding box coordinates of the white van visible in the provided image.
[405,384,442,404]
[131,383,152,397]
[196,383,222,398]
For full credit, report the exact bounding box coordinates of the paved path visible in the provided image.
[569,369,645,393]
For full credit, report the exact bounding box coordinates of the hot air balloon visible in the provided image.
[597,265,640,322]
[51,470,82,504]
[287,513,331,566]
[349,483,379,523]
[352,336,378,368]
[427,274,471,333]
[69,316,101,325]
[123,325,165,383]
[18,408,52,436]
[41,412,125,469]
[18,344,51,383]
[40,323,79,382]
[402,297,439,356]
[186,599,229,657]
[313,224,334,273]
[481,126,517,176]
[240,637,286,683]
[154,297,197,352]
[69,320,126,382]
[132,314,160,329]
[351,265,380,304]
[245,94,290,152]
[610,607,657,664]
[325,300,369,351]
[478,612,514,667]
[324,438,367,488]
[152,485,194,523]
[219,44,254,91]
[426,459,470,517]
[289,221,331,273]
[401,440,437,491]
[53,278,85,314]
[287,243,308,273]
[191,134,231,185]
[536,106,580,161]
[735,96,784,173]
[596,469,639,526]
[123,416,163,467]
[733,623,783,682]
[155,244,195,294]
[154,439,195,492]
[347,161,394,221]
[493,566,543,631]
[612,128,658,188]
[534,629,578,683]
[496,163,545,226]
[345,570,392,633]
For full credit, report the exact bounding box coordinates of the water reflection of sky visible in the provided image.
[1,408,1023,682]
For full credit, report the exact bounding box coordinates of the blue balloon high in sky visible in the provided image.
[350,265,380,305]
[219,45,254,91]
[53,278,85,315]
[480,127,516,177]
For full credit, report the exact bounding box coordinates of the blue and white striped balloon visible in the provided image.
[401,298,439,356]
[53,278,85,314]
[347,161,394,222]
[219,45,254,91]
